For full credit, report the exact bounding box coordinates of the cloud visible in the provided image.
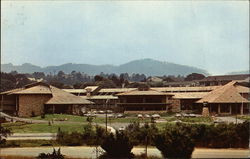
[1,1,249,75]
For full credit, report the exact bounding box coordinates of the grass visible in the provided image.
[3,114,213,133]
[3,140,59,147]
[237,115,250,121]
[179,117,213,123]
[2,122,87,133]
[31,114,151,123]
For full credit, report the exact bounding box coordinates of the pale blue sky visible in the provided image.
[1,1,249,75]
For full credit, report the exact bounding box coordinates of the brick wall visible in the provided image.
[18,94,51,117]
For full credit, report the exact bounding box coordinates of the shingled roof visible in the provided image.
[11,85,52,95]
[117,89,172,96]
[46,86,93,105]
[196,81,249,103]
[199,74,249,82]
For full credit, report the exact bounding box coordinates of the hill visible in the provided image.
[1,58,208,76]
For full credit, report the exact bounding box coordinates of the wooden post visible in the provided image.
[53,105,55,113]
[240,103,244,115]
[229,104,232,114]
[218,104,221,114]
[16,95,18,115]
[1,95,3,111]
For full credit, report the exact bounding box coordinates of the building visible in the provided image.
[63,86,100,96]
[0,82,93,117]
[198,74,249,86]
[117,89,173,112]
[196,81,249,115]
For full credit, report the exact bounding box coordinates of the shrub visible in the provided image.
[100,131,134,159]
[193,121,249,148]
[154,123,195,159]
[56,128,83,146]
[0,124,12,147]
[36,148,64,159]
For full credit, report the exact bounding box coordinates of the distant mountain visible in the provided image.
[1,58,209,76]
[227,70,249,75]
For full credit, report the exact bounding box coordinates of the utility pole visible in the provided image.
[105,99,110,133]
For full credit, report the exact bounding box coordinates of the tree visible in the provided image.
[100,131,134,159]
[94,75,104,82]
[0,124,12,146]
[185,73,205,81]
[154,123,196,159]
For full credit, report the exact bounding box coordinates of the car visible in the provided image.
[107,110,113,114]
[144,114,151,118]
[117,114,125,118]
[98,110,105,114]
[108,114,115,118]
[118,126,125,131]
[137,114,143,118]
[189,113,197,117]
[175,113,182,117]
[152,114,161,119]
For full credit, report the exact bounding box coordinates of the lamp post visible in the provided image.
[105,99,110,133]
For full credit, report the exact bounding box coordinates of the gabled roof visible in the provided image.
[0,88,25,95]
[81,95,118,100]
[99,88,137,93]
[235,85,249,94]
[11,85,52,95]
[199,74,249,82]
[171,92,208,99]
[117,89,172,96]
[196,81,249,103]
[46,86,93,105]
[62,89,86,94]
[84,86,99,92]
[152,86,220,92]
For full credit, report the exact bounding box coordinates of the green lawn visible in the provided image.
[31,114,151,123]
[2,122,86,133]
[237,115,250,121]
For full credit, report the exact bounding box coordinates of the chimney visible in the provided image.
[86,88,92,97]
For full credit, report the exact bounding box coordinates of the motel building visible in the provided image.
[0,81,249,117]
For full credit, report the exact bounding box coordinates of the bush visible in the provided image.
[154,123,195,159]
[56,124,105,146]
[100,131,134,159]
[0,124,12,147]
[194,121,249,148]
[56,128,83,146]
[37,148,64,159]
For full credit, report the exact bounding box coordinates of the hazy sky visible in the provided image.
[1,1,249,75]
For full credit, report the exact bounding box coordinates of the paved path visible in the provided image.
[4,133,57,140]
[0,147,248,158]
[216,116,245,124]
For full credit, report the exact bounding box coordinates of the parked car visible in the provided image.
[137,114,143,118]
[98,110,105,114]
[118,126,125,131]
[175,113,182,117]
[152,114,161,119]
[107,110,113,114]
[108,114,115,118]
[144,114,151,118]
[116,114,125,118]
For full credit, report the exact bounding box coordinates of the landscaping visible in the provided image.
[2,122,87,133]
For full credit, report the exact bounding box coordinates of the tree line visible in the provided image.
[1,71,206,92]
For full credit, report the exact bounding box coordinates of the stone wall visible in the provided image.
[18,94,51,117]
[169,99,181,112]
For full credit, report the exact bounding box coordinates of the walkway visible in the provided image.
[0,147,248,158]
